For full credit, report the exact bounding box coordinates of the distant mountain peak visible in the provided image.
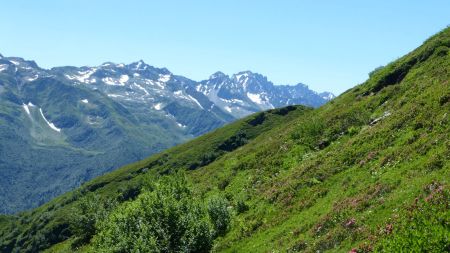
[319,91,336,101]
[4,56,40,70]
[235,70,253,75]
[232,71,250,80]
[100,62,120,67]
[209,71,228,79]
[128,60,148,70]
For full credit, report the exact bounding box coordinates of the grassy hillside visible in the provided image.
[1,27,449,252]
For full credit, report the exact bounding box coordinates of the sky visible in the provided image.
[1,1,449,94]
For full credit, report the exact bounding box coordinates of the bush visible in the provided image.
[70,194,117,249]
[218,130,248,152]
[235,198,249,214]
[207,196,231,236]
[93,175,230,252]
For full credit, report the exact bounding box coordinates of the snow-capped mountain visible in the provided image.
[0,54,333,213]
[196,71,334,117]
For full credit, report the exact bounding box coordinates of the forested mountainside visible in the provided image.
[0,54,332,214]
[0,27,449,252]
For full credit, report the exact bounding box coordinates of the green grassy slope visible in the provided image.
[1,27,449,252]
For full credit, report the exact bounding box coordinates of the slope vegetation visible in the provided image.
[1,27,449,252]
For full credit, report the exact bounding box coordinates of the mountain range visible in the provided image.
[0,55,334,213]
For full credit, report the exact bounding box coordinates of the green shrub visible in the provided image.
[92,175,230,252]
[207,196,231,236]
[70,194,117,249]
[235,198,249,214]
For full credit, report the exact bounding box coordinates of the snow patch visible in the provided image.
[22,104,30,116]
[158,74,171,82]
[107,94,123,98]
[0,64,8,72]
[187,95,203,109]
[119,75,129,84]
[81,99,89,104]
[224,106,232,113]
[134,83,149,95]
[66,68,96,83]
[134,60,145,70]
[153,103,163,110]
[177,122,187,128]
[26,75,39,82]
[146,79,165,89]
[322,93,335,100]
[102,77,116,85]
[235,73,250,89]
[9,60,20,66]
[220,98,244,104]
[39,108,61,132]
[102,75,129,86]
[247,92,263,104]
[195,84,211,95]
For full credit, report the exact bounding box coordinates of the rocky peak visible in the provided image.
[209,71,228,80]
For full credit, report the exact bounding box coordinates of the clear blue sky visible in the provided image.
[1,1,449,94]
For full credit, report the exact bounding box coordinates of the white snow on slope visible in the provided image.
[81,99,89,104]
[134,83,150,95]
[119,75,129,84]
[234,72,248,81]
[22,104,31,116]
[247,92,262,104]
[0,64,8,72]
[66,68,97,83]
[26,75,39,82]
[107,94,123,98]
[102,77,116,85]
[322,93,335,100]
[219,98,244,104]
[158,74,171,82]
[153,103,163,110]
[235,73,250,89]
[187,95,203,109]
[23,102,36,115]
[39,108,61,132]
[102,75,129,86]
